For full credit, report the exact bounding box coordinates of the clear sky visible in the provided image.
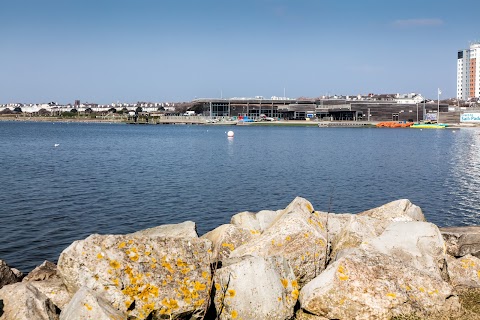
[1,0,479,104]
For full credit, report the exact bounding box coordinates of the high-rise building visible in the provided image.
[457,43,480,100]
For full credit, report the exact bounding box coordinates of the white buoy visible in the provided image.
[227,131,234,137]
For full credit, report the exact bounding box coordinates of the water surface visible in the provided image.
[0,121,479,272]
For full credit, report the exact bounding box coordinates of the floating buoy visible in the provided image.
[227,131,234,137]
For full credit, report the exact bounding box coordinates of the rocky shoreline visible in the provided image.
[1,197,479,319]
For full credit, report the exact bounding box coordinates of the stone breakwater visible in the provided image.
[1,198,480,320]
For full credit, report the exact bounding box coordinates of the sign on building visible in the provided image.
[460,113,480,123]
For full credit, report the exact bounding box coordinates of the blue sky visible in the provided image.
[1,0,479,103]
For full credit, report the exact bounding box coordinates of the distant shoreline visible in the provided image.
[1,115,479,128]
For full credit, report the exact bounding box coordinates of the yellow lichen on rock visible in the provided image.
[222,243,235,251]
[231,310,238,318]
[386,292,396,299]
[461,258,475,269]
[337,265,349,281]
[281,278,289,288]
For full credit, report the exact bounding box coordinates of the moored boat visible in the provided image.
[410,123,448,129]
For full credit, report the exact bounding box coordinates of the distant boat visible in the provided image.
[54,144,60,147]
[410,123,448,129]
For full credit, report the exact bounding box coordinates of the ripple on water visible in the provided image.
[0,123,479,272]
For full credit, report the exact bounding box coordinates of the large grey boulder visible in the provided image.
[213,256,297,320]
[60,287,126,320]
[299,250,460,320]
[128,220,198,238]
[230,210,283,232]
[230,197,328,286]
[0,282,60,320]
[325,213,388,262]
[57,233,212,319]
[0,260,23,289]
[201,224,255,262]
[365,221,448,279]
[358,199,425,222]
[299,221,460,319]
[441,226,480,258]
[446,254,480,288]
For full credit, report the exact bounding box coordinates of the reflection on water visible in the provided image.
[0,122,479,272]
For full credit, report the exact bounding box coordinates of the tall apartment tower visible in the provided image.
[457,43,480,100]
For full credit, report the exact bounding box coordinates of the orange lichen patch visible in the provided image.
[113,278,120,286]
[161,298,179,310]
[222,243,235,251]
[428,289,439,295]
[339,298,346,305]
[227,289,236,298]
[194,281,207,291]
[271,240,275,246]
[176,258,188,267]
[231,310,238,319]
[109,260,121,269]
[129,254,139,262]
[291,280,298,288]
[404,285,412,291]
[278,297,282,301]
[194,298,205,308]
[285,235,292,242]
[337,265,349,281]
[304,232,310,238]
[84,303,93,311]
[461,258,476,269]
[97,252,104,259]
[118,242,126,249]
[215,283,221,291]
[202,271,210,280]
[163,263,174,273]
[180,267,191,275]
[292,289,299,300]
[145,251,151,256]
[419,287,425,293]
[386,292,397,299]
[477,270,480,279]
[306,203,313,212]
[127,239,134,245]
[281,278,288,288]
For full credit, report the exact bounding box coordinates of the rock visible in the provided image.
[57,233,212,319]
[230,197,328,286]
[230,210,283,232]
[446,254,480,288]
[23,260,58,282]
[295,309,328,320]
[128,220,198,238]
[0,260,23,289]
[358,199,425,222]
[441,226,480,258]
[59,286,126,320]
[28,277,72,311]
[0,282,60,320]
[326,213,388,262]
[21,261,73,310]
[213,255,297,320]
[201,224,255,262]
[366,221,448,280]
[299,250,461,320]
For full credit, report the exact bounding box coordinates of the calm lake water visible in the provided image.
[0,121,479,272]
